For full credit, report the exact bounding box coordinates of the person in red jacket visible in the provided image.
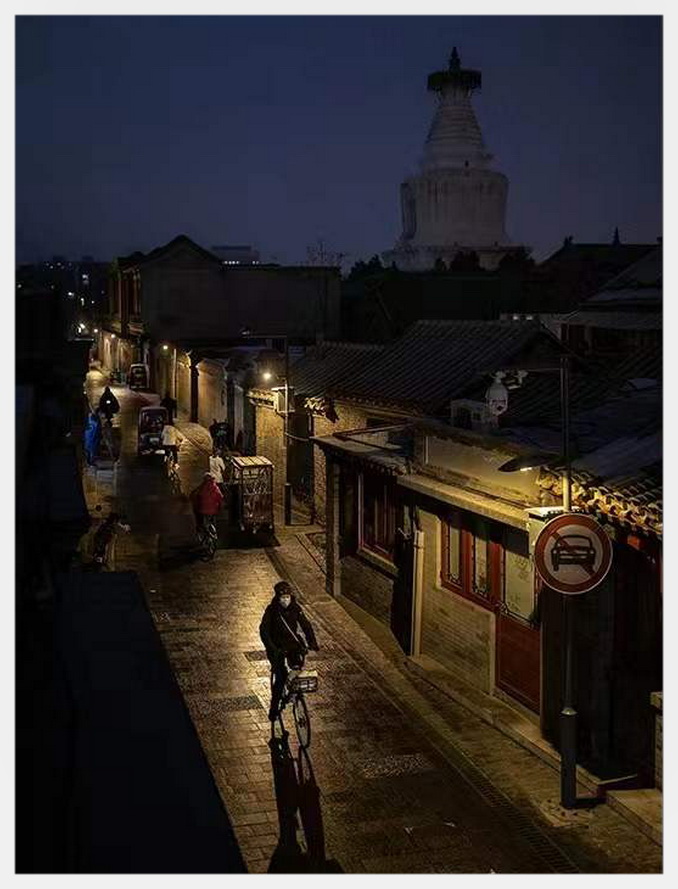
[190,472,224,531]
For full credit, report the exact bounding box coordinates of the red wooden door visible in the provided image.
[492,531,541,713]
[496,611,541,712]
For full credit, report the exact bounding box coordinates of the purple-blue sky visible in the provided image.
[15,15,662,265]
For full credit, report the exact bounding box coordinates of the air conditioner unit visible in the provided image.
[273,388,295,414]
[449,399,496,431]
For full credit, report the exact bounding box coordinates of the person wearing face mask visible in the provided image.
[260,580,319,721]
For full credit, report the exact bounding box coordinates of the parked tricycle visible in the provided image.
[137,405,168,456]
[128,363,150,390]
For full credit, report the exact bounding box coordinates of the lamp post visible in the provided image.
[241,331,292,524]
[497,353,578,808]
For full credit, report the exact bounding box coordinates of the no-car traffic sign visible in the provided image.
[534,513,613,595]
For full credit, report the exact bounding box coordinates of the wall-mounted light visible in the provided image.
[162,344,169,351]
[262,371,273,382]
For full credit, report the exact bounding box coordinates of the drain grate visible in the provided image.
[444,755,581,874]
[219,694,264,712]
[244,649,270,662]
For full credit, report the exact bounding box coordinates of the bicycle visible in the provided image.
[271,651,318,749]
[196,515,218,561]
[164,449,181,492]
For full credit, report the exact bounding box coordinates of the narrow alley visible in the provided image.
[84,370,662,874]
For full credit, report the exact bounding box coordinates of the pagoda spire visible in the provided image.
[422,49,490,171]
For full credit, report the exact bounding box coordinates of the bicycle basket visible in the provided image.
[291,669,318,693]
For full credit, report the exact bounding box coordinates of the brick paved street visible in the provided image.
[86,371,662,874]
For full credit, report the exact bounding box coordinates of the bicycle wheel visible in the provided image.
[200,523,217,561]
[292,693,311,749]
[196,527,211,561]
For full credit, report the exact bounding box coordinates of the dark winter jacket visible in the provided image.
[98,388,120,416]
[259,595,318,661]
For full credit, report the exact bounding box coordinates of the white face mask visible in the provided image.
[279,595,292,609]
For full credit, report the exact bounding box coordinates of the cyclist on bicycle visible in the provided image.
[260,580,319,721]
[190,471,223,531]
[98,386,120,424]
[161,420,184,467]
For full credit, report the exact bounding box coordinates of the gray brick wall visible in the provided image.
[313,402,372,524]
[254,403,286,505]
[340,554,394,627]
[418,509,495,693]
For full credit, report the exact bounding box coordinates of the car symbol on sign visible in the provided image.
[551,535,596,572]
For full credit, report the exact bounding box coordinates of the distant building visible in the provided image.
[210,244,260,265]
[383,48,525,271]
[100,234,340,422]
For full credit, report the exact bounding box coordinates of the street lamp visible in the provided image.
[496,354,580,809]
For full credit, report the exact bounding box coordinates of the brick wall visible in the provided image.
[197,359,227,429]
[254,403,286,505]
[313,401,380,524]
[176,353,191,418]
[418,508,495,693]
[340,554,394,627]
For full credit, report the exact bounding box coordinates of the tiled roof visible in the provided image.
[118,234,222,268]
[590,245,662,291]
[560,311,662,331]
[313,425,413,475]
[492,348,662,428]
[538,440,662,538]
[289,341,384,396]
[586,246,662,307]
[329,319,550,414]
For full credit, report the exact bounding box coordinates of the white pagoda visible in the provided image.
[384,49,524,271]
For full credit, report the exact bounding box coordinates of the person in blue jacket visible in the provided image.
[84,410,101,465]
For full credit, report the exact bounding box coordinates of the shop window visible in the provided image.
[503,528,535,622]
[441,510,462,588]
[360,472,396,561]
[441,511,501,609]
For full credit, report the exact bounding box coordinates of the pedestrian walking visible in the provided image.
[161,421,184,466]
[160,392,177,424]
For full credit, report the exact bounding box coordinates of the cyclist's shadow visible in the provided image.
[267,733,342,873]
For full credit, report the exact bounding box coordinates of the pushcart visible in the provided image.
[228,455,274,533]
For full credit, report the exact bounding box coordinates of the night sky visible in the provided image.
[15,15,662,266]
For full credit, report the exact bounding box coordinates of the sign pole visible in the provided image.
[560,594,577,808]
[559,352,577,808]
